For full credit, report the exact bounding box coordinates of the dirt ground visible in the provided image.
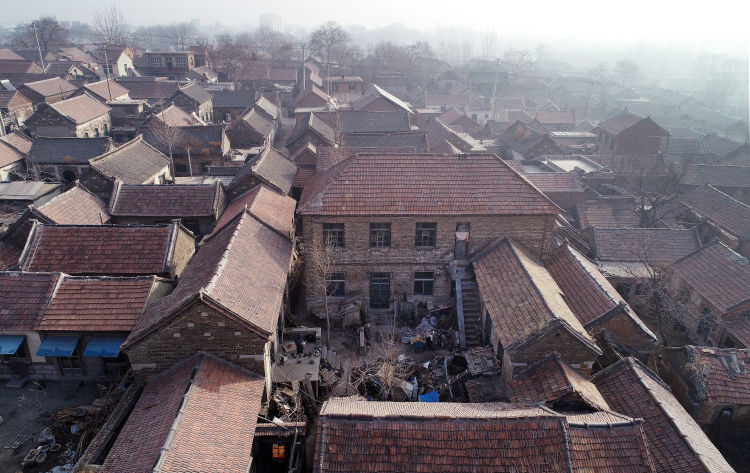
[0,380,100,473]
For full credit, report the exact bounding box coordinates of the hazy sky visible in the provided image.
[1,0,748,45]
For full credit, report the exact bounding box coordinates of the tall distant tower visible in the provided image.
[259,13,282,32]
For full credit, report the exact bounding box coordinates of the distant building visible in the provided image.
[259,13,282,32]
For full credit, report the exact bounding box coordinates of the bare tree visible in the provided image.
[12,17,68,57]
[614,59,640,86]
[479,29,499,61]
[166,22,197,51]
[308,232,338,350]
[147,108,184,177]
[309,21,351,66]
[94,5,127,45]
[503,48,530,73]
[589,62,608,83]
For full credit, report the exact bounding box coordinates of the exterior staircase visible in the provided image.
[460,280,482,347]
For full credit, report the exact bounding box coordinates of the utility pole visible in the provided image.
[33,22,46,71]
[490,58,500,121]
[301,43,306,89]
[103,47,113,102]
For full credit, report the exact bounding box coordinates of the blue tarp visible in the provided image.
[36,335,79,357]
[0,335,24,355]
[82,336,126,358]
[418,390,439,402]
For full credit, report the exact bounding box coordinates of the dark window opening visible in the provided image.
[322,223,345,247]
[370,223,391,248]
[370,272,391,308]
[183,219,200,234]
[415,222,437,248]
[200,162,211,173]
[174,163,189,175]
[326,272,346,297]
[616,283,631,298]
[414,271,434,296]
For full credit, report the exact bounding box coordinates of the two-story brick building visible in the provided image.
[297,153,560,311]
[594,110,669,158]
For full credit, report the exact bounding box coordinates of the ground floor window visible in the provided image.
[414,271,435,296]
[326,272,346,297]
[272,443,286,461]
[59,344,83,375]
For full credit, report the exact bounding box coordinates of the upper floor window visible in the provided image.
[415,222,437,248]
[175,56,187,68]
[610,138,616,149]
[370,223,391,248]
[322,223,344,248]
[150,56,163,67]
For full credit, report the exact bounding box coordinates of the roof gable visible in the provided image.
[32,183,111,225]
[89,135,170,184]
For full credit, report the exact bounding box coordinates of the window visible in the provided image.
[150,56,163,67]
[616,283,631,298]
[93,128,99,137]
[59,344,82,374]
[175,55,187,68]
[183,219,200,234]
[349,83,357,92]
[610,138,616,149]
[415,222,437,248]
[200,162,211,173]
[322,223,344,248]
[271,443,286,461]
[0,340,28,362]
[174,163,189,175]
[83,133,89,138]
[103,124,108,135]
[370,223,391,248]
[414,272,434,296]
[326,272,346,297]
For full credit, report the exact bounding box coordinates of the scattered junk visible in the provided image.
[311,295,363,329]
[4,434,31,452]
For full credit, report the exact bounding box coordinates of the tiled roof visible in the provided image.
[0,131,32,155]
[662,136,705,156]
[0,49,24,60]
[315,399,656,473]
[48,94,110,124]
[36,275,154,331]
[0,272,61,330]
[592,227,701,267]
[0,90,18,109]
[670,241,750,313]
[0,140,23,168]
[22,77,78,97]
[316,146,417,172]
[89,135,170,184]
[288,112,335,146]
[103,354,265,473]
[575,198,639,229]
[472,238,598,351]
[341,131,427,150]
[28,137,111,164]
[147,104,202,127]
[702,134,746,158]
[56,47,98,64]
[529,110,576,125]
[254,95,279,120]
[596,110,648,136]
[592,357,734,473]
[213,184,296,237]
[233,107,274,137]
[298,154,559,216]
[354,84,413,114]
[125,209,293,345]
[506,353,609,410]
[211,89,255,109]
[590,154,669,177]
[676,164,750,189]
[682,346,750,405]
[499,121,544,154]
[723,316,750,348]
[678,185,750,238]
[33,183,111,225]
[423,93,469,108]
[338,110,411,134]
[110,182,221,218]
[172,81,213,104]
[20,222,180,275]
[436,107,478,128]
[119,80,180,100]
[82,79,130,101]
[144,125,224,156]
[523,172,584,193]
[293,86,329,106]
[236,145,297,195]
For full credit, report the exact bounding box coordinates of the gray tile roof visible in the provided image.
[89,135,170,184]
[29,137,112,164]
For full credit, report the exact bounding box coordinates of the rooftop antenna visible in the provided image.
[102,46,113,101]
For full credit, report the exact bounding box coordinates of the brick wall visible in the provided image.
[302,214,555,309]
[124,300,271,380]
[358,97,401,113]
[588,308,656,356]
[170,226,197,278]
[74,115,112,138]
[508,328,598,376]
[78,167,115,200]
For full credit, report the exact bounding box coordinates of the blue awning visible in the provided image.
[82,336,126,358]
[0,335,25,355]
[36,335,80,357]
[418,390,439,403]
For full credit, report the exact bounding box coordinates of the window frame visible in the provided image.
[322,223,345,248]
[326,272,346,297]
[370,222,391,248]
[414,271,435,296]
[175,55,188,68]
[415,222,437,248]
